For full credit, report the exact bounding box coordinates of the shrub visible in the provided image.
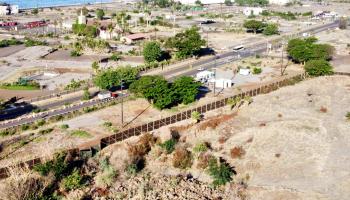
[38,128,54,135]
[70,50,81,57]
[207,157,234,187]
[128,133,157,158]
[160,138,177,154]
[95,158,117,188]
[0,129,17,137]
[21,124,30,131]
[33,152,68,179]
[304,59,333,76]
[193,142,208,153]
[110,53,122,61]
[252,67,262,74]
[61,169,83,191]
[197,153,214,169]
[103,121,113,128]
[172,147,192,169]
[191,111,201,123]
[60,124,69,130]
[125,163,138,176]
[36,119,46,127]
[230,146,245,159]
[70,130,91,138]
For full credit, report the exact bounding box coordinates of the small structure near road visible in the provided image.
[243,7,264,16]
[120,33,146,45]
[209,69,234,89]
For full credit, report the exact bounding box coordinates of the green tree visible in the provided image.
[72,24,97,37]
[304,59,333,76]
[130,75,174,109]
[287,37,334,63]
[235,0,268,6]
[93,66,139,90]
[243,20,265,34]
[143,41,162,63]
[31,8,39,15]
[195,0,203,6]
[82,87,90,100]
[263,23,279,35]
[96,9,105,20]
[77,7,89,16]
[172,76,200,104]
[165,27,205,58]
[91,61,100,73]
[155,0,171,8]
[224,0,233,6]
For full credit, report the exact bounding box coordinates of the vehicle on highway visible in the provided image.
[98,91,119,100]
[200,20,215,25]
[197,67,204,71]
[233,45,245,52]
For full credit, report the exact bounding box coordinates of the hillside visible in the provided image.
[1,75,349,200]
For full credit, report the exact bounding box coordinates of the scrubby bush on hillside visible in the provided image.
[172,147,193,169]
[61,169,84,191]
[207,157,234,187]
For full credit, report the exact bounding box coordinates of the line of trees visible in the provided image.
[287,37,334,76]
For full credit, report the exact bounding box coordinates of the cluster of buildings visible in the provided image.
[175,0,292,5]
[0,3,18,15]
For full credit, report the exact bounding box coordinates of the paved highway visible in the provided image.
[158,21,339,80]
[0,21,339,129]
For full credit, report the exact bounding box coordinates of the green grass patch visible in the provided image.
[0,85,39,90]
[70,130,92,138]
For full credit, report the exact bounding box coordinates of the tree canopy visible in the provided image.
[165,27,205,59]
[72,24,97,37]
[172,76,201,105]
[129,75,200,109]
[287,37,334,63]
[243,20,265,33]
[224,0,233,6]
[93,66,139,90]
[263,23,279,35]
[143,41,162,63]
[304,59,333,76]
[235,0,268,6]
[96,9,105,20]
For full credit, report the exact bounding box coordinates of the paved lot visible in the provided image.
[0,45,26,58]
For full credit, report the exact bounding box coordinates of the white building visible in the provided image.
[268,0,292,5]
[99,28,121,40]
[243,7,264,16]
[0,4,18,15]
[78,10,87,25]
[174,0,224,5]
[209,69,234,89]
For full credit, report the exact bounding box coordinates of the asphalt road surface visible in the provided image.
[0,21,339,129]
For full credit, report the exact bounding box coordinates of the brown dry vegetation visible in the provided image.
[230,146,246,159]
[172,147,192,169]
[0,166,53,200]
[198,113,236,131]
